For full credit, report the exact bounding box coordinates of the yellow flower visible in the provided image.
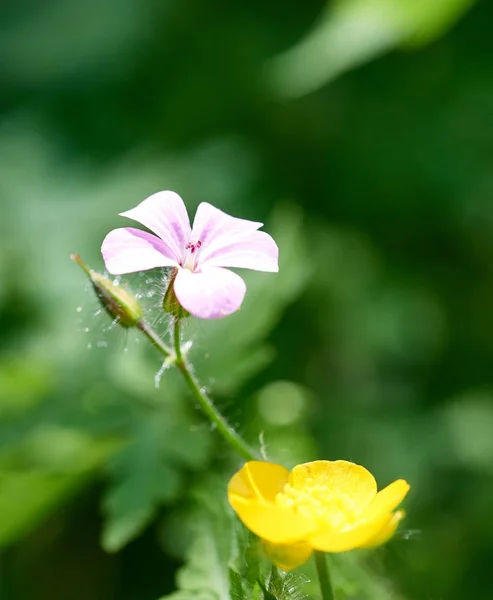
[228,460,410,570]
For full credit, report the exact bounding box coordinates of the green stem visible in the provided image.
[137,320,172,357]
[140,318,258,462]
[173,316,182,361]
[314,552,335,600]
[174,358,257,461]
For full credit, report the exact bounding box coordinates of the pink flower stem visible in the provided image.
[137,320,173,357]
[173,316,183,362]
[171,316,258,462]
[138,317,258,462]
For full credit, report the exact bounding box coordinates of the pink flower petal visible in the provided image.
[173,266,246,319]
[120,191,191,263]
[199,230,279,272]
[191,203,262,249]
[101,228,179,274]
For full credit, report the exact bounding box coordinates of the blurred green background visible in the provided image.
[1,0,493,598]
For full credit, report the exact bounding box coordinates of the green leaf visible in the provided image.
[102,411,211,552]
[0,470,86,547]
[268,0,475,97]
[229,569,247,600]
[0,434,114,547]
[244,533,262,588]
[159,474,249,600]
[252,582,265,600]
[0,358,54,417]
[258,579,278,600]
[160,511,231,600]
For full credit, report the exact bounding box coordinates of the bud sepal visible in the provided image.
[162,268,190,319]
[71,254,143,328]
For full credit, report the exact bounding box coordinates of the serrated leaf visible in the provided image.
[160,513,231,600]
[229,569,247,600]
[159,475,243,600]
[102,410,211,552]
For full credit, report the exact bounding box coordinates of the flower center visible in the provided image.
[276,481,364,530]
[182,240,202,271]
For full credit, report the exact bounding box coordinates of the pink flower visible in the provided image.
[101,191,279,319]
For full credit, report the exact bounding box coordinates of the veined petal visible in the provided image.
[228,461,290,502]
[191,202,263,250]
[308,479,409,553]
[101,228,179,274]
[120,191,191,263]
[228,461,317,545]
[288,461,377,510]
[173,266,246,319]
[229,495,315,544]
[199,230,279,272]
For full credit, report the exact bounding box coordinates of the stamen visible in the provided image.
[276,482,363,528]
[185,240,202,254]
[183,240,202,271]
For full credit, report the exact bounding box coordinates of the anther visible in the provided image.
[185,240,202,254]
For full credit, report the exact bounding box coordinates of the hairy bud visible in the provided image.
[71,254,143,328]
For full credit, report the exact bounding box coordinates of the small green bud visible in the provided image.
[71,254,143,328]
[162,268,190,319]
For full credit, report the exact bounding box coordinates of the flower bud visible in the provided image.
[71,254,143,328]
[162,268,190,319]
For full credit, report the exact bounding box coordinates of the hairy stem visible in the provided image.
[173,316,182,362]
[314,552,335,600]
[137,320,172,357]
[174,358,257,461]
[140,318,258,462]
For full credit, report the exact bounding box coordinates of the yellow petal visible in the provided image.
[308,513,391,552]
[288,460,377,509]
[308,479,410,552]
[361,510,405,548]
[262,540,313,571]
[365,479,410,519]
[228,461,289,502]
[228,461,317,544]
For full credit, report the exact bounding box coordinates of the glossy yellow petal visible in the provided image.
[262,540,313,571]
[308,512,391,552]
[229,495,317,543]
[228,462,410,554]
[365,479,410,519]
[309,479,410,552]
[228,461,317,544]
[228,461,289,501]
[288,460,377,510]
[361,510,405,548]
